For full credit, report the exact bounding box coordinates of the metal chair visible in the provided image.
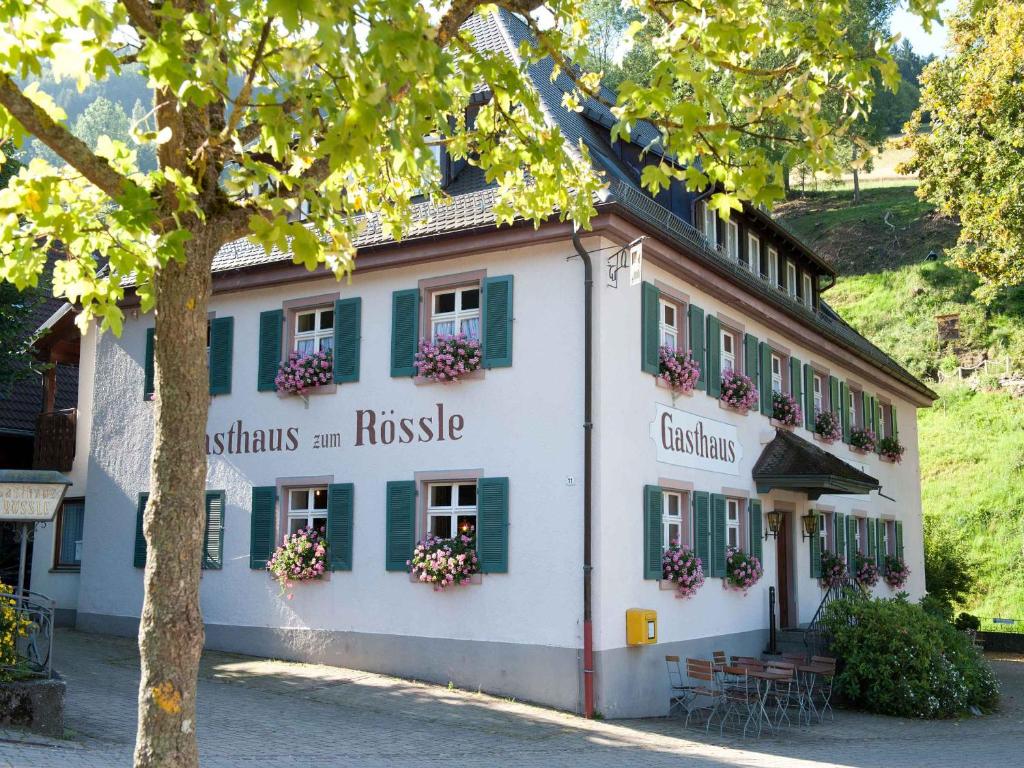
[718,664,761,737]
[683,657,723,732]
[665,655,689,718]
[764,661,802,728]
[811,655,838,722]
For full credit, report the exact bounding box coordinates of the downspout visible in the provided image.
[571,228,595,719]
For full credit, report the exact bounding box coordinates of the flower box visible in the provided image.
[414,334,483,383]
[661,541,704,599]
[275,351,334,396]
[878,436,906,463]
[724,547,762,593]
[771,391,803,428]
[814,411,843,443]
[719,371,759,413]
[883,555,910,589]
[854,553,880,588]
[657,346,700,394]
[850,427,877,453]
[267,526,329,597]
[819,550,848,588]
[408,531,479,590]
[770,418,795,431]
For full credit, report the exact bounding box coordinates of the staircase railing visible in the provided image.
[804,577,859,653]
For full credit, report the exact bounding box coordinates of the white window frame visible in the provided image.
[726,498,742,550]
[883,520,893,556]
[294,307,334,355]
[878,403,889,439]
[848,389,858,429]
[802,272,814,308]
[697,200,718,244]
[430,285,481,341]
[818,511,829,554]
[767,247,779,286]
[854,517,864,554]
[287,486,329,535]
[813,374,824,415]
[725,219,740,261]
[426,481,478,538]
[746,233,760,273]
[771,353,783,394]
[721,330,736,374]
[786,260,798,298]
[659,297,680,350]
[662,491,686,548]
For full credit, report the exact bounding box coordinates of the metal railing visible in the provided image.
[32,408,77,472]
[803,577,859,654]
[0,590,56,679]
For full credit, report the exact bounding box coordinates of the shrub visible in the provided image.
[661,541,704,599]
[819,549,848,587]
[658,346,700,393]
[409,531,479,590]
[919,593,953,623]
[850,427,877,452]
[822,596,999,718]
[267,527,328,593]
[720,371,758,412]
[814,410,843,442]
[0,584,32,681]
[879,435,905,462]
[414,334,482,382]
[724,547,762,593]
[771,391,803,426]
[275,350,333,395]
[955,612,981,632]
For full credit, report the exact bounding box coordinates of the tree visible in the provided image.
[0,1,937,765]
[901,0,1024,297]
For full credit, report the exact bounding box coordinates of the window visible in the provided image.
[725,219,740,261]
[427,482,477,538]
[813,374,824,415]
[818,511,830,553]
[726,498,742,549]
[746,234,760,273]
[854,517,864,554]
[659,298,680,349]
[697,200,717,244]
[430,286,480,341]
[287,487,328,535]
[721,330,736,374]
[54,498,85,569]
[848,388,859,429]
[294,307,334,355]
[878,402,889,439]
[883,520,893,555]
[802,272,814,308]
[663,491,687,547]
[786,260,798,297]
[767,247,779,286]
[771,353,783,394]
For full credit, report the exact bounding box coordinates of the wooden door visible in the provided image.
[776,514,791,628]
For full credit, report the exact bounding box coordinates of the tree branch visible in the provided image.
[0,73,141,201]
[120,0,159,38]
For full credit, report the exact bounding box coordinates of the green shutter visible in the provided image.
[477,477,509,573]
[327,483,354,571]
[867,517,877,569]
[759,342,773,416]
[390,289,420,377]
[748,499,763,561]
[133,492,148,568]
[203,490,225,570]
[895,521,904,559]
[688,304,705,390]
[333,298,361,384]
[875,519,885,567]
[840,381,850,442]
[643,485,663,579]
[892,405,899,440]
[803,364,815,430]
[706,314,721,397]
[257,309,283,392]
[834,512,846,560]
[208,317,233,395]
[743,332,759,382]
[482,275,514,368]
[641,281,660,375]
[860,391,870,431]
[848,516,858,564]
[693,491,710,572]
[829,375,840,417]
[789,356,802,412]
[710,493,727,577]
[385,480,416,571]
[143,328,155,400]
[249,486,276,569]
[872,397,882,443]
[810,513,822,578]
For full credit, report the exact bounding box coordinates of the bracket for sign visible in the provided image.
[606,237,646,288]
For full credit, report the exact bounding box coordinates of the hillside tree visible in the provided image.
[0,1,937,765]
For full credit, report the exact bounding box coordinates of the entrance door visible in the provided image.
[776,513,792,628]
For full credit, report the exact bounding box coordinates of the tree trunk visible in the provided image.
[852,167,861,204]
[782,163,791,197]
[134,226,215,768]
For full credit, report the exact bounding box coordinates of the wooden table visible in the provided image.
[724,665,791,737]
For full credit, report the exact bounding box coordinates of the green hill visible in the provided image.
[776,184,1024,629]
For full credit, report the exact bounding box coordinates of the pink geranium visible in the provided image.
[658,346,701,393]
[724,547,763,593]
[720,371,759,412]
[414,334,482,383]
[275,350,333,395]
[408,530,479,590]
[662,540,705,599]
[772,391,803,427]
[815,410,843,442]
[267,526,329,594]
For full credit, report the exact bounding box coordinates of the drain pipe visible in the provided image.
[571,228,595,719]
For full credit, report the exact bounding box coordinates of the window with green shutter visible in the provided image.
[743,333,759,383]
[706,314,722,397]
[809,514,822,578]
[748,499,763,561]
[208,317,234,395]
[688,304,705,390]
[693,491,710,572]
[875,518,885,566]
[333,298,362,384]
[385,480,416,570]
[203,491,225,570]
[640,281,660,375]
[866,517,877,569]
[834,512,846,559]
[839,381,850,442]
[828,375,840,417]
[758,342,773,416]
[327,483,354,571]
[257,310,283,391]
[477,477,509,573]
[895,521,904,559]
[710,493,727,577]
[482,276,514,368]
[643,485,663,579]
[249,486,277,569]
[390,289,420,377]
[803,363,816,430]
[789,356,802,412]
[847,515,858,566]
[133,492,148,568]
[143,328,155,400]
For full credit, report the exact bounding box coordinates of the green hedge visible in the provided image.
[822,596,999,718]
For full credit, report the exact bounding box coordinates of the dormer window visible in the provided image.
[746,234,760,273]
[725,219,740,261]
[695,200,718,245]
[802,273,814,308]
[786,260,798,298]
[767,247,779,286]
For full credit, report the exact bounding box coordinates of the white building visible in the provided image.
[30,10,935,718]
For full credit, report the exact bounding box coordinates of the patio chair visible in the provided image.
[665,655,689,718]
[782,651,807,664]
[718,665,762,738]
[764,661,802,728]
[811,655,838,722]
[683,657,723,733]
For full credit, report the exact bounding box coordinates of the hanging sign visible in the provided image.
[650,403,742,475]
[0,471,71,522]
[629,240,643,287]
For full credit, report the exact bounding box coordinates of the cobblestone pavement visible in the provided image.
[1,630,1022,767]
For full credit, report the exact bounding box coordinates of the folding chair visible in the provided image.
[665,655,689,718]
[811,655,838,722]
[764,661,802,728]
[683,657,723,733]
[718,664,761,737]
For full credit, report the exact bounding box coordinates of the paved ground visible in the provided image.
[1,631,1022,767]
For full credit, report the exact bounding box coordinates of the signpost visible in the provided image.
[0,470,70,604]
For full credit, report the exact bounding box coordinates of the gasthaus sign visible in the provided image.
[650,403,742,476]
[0,483,66,522]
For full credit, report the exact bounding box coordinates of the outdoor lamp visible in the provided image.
[764,510,782,540]
[801,512,818,541]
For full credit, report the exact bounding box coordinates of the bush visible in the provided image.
[955,612,981,632]
[924,521,975,609]
[822,596,999,718]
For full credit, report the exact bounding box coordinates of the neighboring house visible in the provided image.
[30,9,935,717]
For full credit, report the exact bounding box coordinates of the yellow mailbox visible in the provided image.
[626,608,657,646]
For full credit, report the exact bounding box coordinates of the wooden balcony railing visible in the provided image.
[32,409,77,472]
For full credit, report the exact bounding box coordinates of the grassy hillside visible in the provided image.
[777,184,1024,627]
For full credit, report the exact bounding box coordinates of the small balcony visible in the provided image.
[32,408,77,472]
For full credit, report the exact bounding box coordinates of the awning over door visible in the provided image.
[752,429,880,500]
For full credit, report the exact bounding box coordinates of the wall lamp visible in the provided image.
[800,512,819,542]
[764,510,783,540]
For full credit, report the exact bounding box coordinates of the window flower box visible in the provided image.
[814,410,842,443]
[661,541,704,599]
[657,346,700,394]
[720,371,759,414]
[854,553,880,589]
[879,436,905,463]
[275,350,333,396]
[850,427,877,453]
[819,549,848,588]
[414,334,482,383]
[883,555,910,589]
[771,391,803,428]
[267,526,328,597]
[724,547,763,593]
[408,531,479,590]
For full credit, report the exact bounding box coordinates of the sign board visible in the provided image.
[0,482,67,522]
[650,403,742,476]
[628,241,643,287]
